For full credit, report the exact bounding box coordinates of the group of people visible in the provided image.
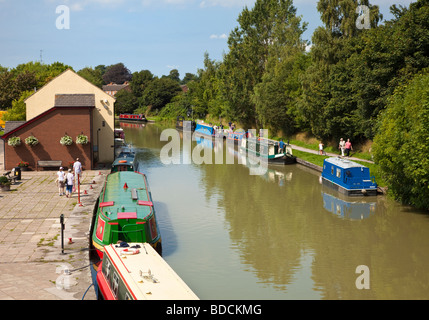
[56,158,82,197]
[339,138,353,157]
[318,138,353,157]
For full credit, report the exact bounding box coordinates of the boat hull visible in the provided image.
[321,177,378,196]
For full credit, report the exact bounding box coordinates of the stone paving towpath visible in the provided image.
[0,168,109,300]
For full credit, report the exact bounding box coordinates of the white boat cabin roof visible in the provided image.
[104,243,199,300]
[324,157,366,169]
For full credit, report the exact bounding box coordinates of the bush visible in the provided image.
[373,71,429,209]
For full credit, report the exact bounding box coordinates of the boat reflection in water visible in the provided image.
[321,186,376,220]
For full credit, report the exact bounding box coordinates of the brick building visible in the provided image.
[1,69,116,171]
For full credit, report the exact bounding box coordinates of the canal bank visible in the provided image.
[0,157,108,299]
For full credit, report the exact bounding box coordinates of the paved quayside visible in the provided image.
[0,167,109,300]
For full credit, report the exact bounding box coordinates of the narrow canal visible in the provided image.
[121,121,429,300]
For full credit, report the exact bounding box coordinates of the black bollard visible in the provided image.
[60,214,65,254]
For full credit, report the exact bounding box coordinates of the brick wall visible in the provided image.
[3,108,93,171]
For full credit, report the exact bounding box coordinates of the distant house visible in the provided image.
[1,69,116,171]
[102,82,130,97]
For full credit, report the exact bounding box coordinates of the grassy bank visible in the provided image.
[292,148,386,188]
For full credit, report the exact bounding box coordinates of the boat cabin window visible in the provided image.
[103,259,111,282]
[331,166,334,175]
[336,168,341,178]
[112,272,120,298]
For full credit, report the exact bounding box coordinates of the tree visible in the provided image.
[0,71,37,109]
[130,70,154,98]
[181,73,198,84]
[299,0,383,141]
[78,67,103,88]
[102,63,132,84]
[221,0,307,128]
[163,69,180,83]
[114,89,139,115]
[140,77,182,111]
[372,70,429,209]
[2,90,34,121]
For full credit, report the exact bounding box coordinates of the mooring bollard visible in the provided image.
[60,214,65,254]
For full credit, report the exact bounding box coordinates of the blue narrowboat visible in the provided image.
[321,157,378,196]
[195,123,216,138]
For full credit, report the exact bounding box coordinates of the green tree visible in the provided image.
[78,67,103,88]
[2,90,33,121]
[130,70,154,98]
[372,70,429,209]
[114,89,139,115]
[221,0,306,128]
[140,77,182,112]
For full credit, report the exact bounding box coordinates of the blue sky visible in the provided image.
[0,0,416,78]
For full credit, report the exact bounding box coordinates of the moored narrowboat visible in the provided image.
[111,151,138,173]
[176,116,196,132]
[119,113,147,122]
[321,157,377,196]
[226,129,246,144]
[194,122,216,138]
[96,242,199,300]
[92,171,162,259]
[240,137,296,164]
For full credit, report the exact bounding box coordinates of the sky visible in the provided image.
[0,0,417,78]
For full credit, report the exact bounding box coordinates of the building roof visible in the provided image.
[55,94,95,107]
[102,82,129,92]
[4,121,27,135]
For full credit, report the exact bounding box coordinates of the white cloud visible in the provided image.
[210,33,227,39]
[200,0,255,8]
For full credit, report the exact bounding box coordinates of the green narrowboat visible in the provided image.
[111,150,138,173]
[240,136,296,164]
[92,171,162,259]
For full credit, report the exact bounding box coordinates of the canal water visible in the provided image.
[120,121,429,300]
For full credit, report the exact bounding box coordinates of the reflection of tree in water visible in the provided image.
[199,155,320,292]
[199,151,429,299]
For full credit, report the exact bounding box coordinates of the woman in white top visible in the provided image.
[65,169,74,198]
[56,167,66,196]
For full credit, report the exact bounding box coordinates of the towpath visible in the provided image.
[289,143,375,164]
[0,141,108,300]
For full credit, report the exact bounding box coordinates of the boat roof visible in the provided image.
[112,153,135,166]
[99,172,152,221]
[104,243,199,300]
[324,157,366,169]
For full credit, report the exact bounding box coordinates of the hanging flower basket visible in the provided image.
[60,135,73,146]
[76,134,89,145]
[25,135,39,146]
[7,136,21,147]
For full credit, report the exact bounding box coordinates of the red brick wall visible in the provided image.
[3,108,93,171]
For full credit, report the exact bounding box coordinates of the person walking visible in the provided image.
[319,141,324,155]
[345,139,353,157]
[56,167,65,196]
[73,158,82,180]
[339,138,346,157]
[65,169,74,198]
